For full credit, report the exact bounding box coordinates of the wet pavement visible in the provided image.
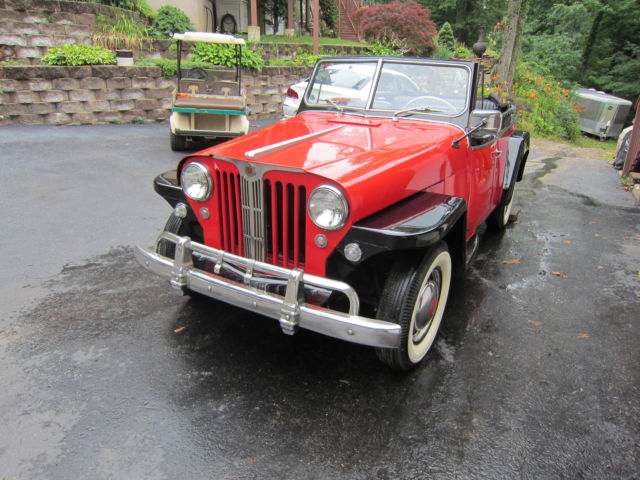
[0,124,638,479]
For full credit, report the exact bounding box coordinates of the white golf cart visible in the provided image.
[169,32,249,151]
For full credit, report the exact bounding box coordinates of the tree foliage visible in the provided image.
[422,0,506,46]
[263,0,288,35]
[320,0,339,37]
[353,1,438,56]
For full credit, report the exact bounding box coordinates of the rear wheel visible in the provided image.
[170,132,187,151]
[487,181,515,231]
[375,242,452,370]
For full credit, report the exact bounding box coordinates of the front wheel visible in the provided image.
[375,242,452,370]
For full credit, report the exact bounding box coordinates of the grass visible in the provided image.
[241,34,364,47]
[539,132,618,152]
[570,134,618,150]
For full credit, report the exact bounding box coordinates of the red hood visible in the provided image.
[201,111,465,221]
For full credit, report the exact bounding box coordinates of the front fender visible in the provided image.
[326,193,466,279]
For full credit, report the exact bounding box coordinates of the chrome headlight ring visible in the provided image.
[308,184,349,231]
[181,162,212,202]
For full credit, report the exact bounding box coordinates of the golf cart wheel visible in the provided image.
[170,132,187,151]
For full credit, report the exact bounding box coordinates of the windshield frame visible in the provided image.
[300,57,476,124]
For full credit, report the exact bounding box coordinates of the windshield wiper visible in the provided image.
[323,98,344,115]
[392,106,441,122]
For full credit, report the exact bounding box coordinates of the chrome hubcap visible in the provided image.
[413,269,441,344]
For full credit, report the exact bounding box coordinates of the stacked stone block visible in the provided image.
[0,65,174,126]
[0,65,313,126]
[244,66,312,119]
[0,0,147,64]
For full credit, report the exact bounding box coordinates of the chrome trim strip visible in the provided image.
[244,125,344,159]
[135,233,401,349]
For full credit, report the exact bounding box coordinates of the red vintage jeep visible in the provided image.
[136,57,529,370]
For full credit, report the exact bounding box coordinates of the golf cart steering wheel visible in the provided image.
[403,95,457,113]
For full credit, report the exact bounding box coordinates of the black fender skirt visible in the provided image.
[327,192,466,276]
[512,130,530,182]
[153,170,186,208]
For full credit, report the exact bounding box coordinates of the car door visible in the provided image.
[466,141,497,235]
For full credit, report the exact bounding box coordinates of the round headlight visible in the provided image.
[181,162,212,202]
[308,185,349,230]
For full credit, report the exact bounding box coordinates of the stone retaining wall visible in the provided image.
[0,65,312,126]
[0,0,147,64]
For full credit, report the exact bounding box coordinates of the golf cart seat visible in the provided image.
[173,93,246,111]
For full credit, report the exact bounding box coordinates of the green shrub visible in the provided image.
[455,45,473,58]
[136,58,211,78]
[438,22,455,52]
[366,39,404,56]
[432,45,454,59]
[149,5,193,39]
[191,43,264,71]
[41,44,116,66]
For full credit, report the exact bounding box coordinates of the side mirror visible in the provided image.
[470,109,502,142]
[452,110,503,148]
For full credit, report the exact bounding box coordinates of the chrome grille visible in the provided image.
[240,176,266,262]
[213,160,306,268]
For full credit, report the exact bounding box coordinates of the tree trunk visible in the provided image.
[496,0,527,92]
[581,10,603,82]
[455,0,469,26]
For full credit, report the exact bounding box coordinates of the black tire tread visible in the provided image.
[375,242,450,370]
[170,132,187,151]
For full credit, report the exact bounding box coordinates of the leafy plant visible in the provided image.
[191,43,264,71]
[41,44,116,66]
[149,5,193,39]
[92,14,149,50]
[352,0,437,56]
[490,61,581,140]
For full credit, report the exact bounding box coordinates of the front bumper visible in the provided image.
[135,233,401,349]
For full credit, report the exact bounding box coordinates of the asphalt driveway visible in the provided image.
[0,124,638,479]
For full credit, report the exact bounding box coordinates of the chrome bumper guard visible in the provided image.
[135,233,401,349]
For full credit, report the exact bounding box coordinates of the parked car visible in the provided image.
[283,63,424,117]
[169,32,249,151]
[136,56,529,370]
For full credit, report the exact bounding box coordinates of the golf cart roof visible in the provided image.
[172,31,246,45]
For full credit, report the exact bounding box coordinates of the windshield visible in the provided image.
[305,60,471,117]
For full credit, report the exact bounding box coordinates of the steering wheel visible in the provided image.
[403,95,457,113]
[186,67,208,80]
